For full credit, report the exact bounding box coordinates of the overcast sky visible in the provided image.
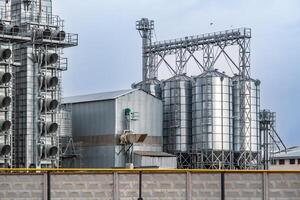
[53,0,300,147]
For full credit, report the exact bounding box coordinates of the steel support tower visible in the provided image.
[0,0,18,168]
[0,0,78,168]
[260,109,286,169]
[136,18,259,169]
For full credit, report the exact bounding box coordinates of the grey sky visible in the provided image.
[53,0,300,147]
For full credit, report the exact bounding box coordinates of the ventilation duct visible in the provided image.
[0,144,11,156]
[52,30,66,41]
[37,28,52,39]
[41,122,58,135]
[0,48,12,60]
[40,76,59,88]
[6,25,20,35]
[41,98,59,111]
[0,96,11,108]
[0,72,11,84]
[41,145,58,158]
[0,120,11,132]
[41,53,59,66]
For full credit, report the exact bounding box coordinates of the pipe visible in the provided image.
[52,30,66,41]
[0,72,11,84]
[41,98,59,111]
[0,144,11,156]
[0,96,11,108]
[41,122,58,135]
[0,48,12,60]
[42,53,59,66]
[0,120,11,132]
[40,76,59,88]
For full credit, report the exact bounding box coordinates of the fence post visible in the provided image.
[43,171,51,200]
[186,172,192,200]
[221,172,225,200]
[263,172,269,200]
[137,171,143,200]
[113,172,119,200]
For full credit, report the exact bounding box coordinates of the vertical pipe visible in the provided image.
[137,171,143,200]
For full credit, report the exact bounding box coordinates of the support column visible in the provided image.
[186,172,192,200]
[263,172,269,200]
[43,171,51,200]
[113,172,119,200]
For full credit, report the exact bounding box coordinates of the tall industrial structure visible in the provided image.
[135,18,285,169]
[0,0,77,168]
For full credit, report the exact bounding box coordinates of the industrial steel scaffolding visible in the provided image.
[0,0,77,168]
[135,18,269,169]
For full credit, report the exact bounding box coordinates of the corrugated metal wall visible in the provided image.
[71,100,116,168]
[69,90,163,168]
[115,90,163,166]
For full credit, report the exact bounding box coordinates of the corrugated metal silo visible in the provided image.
[162,74,192,155]
[192,70,233,168]
[232,75,261,154]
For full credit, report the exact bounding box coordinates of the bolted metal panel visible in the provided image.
[162,74,192,154]
[232,75,260,153]
[65,89,163,168]
[115,90,162,138]
[192,70,233,152]
[71,100,116,137]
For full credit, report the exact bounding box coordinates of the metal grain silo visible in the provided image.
[192,70,233,168]
[232,75,260,155]
[162,74,192,154]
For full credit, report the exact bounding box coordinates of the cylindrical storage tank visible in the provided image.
[60,108,72,137]
[192,70,233,152]
[162,74,192,153]
[232,75,260,153]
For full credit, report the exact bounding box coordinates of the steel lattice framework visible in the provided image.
[136,18,260,169]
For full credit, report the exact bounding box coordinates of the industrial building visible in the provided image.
[0,0,289,170]
[131,18,287,169]
[269,146,300,170]
[58,18,289,170]
[62,89,175,168]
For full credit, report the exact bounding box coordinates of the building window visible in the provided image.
[279,159,285,165]
[290,159,296,165]
[270,160,276,165]
[298,159,300,164]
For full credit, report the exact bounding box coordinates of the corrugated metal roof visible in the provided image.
[134,151,176,157]
[63,89,137,104]
[273,146,300,159]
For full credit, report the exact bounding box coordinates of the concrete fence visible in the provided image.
[0,169,300,200]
